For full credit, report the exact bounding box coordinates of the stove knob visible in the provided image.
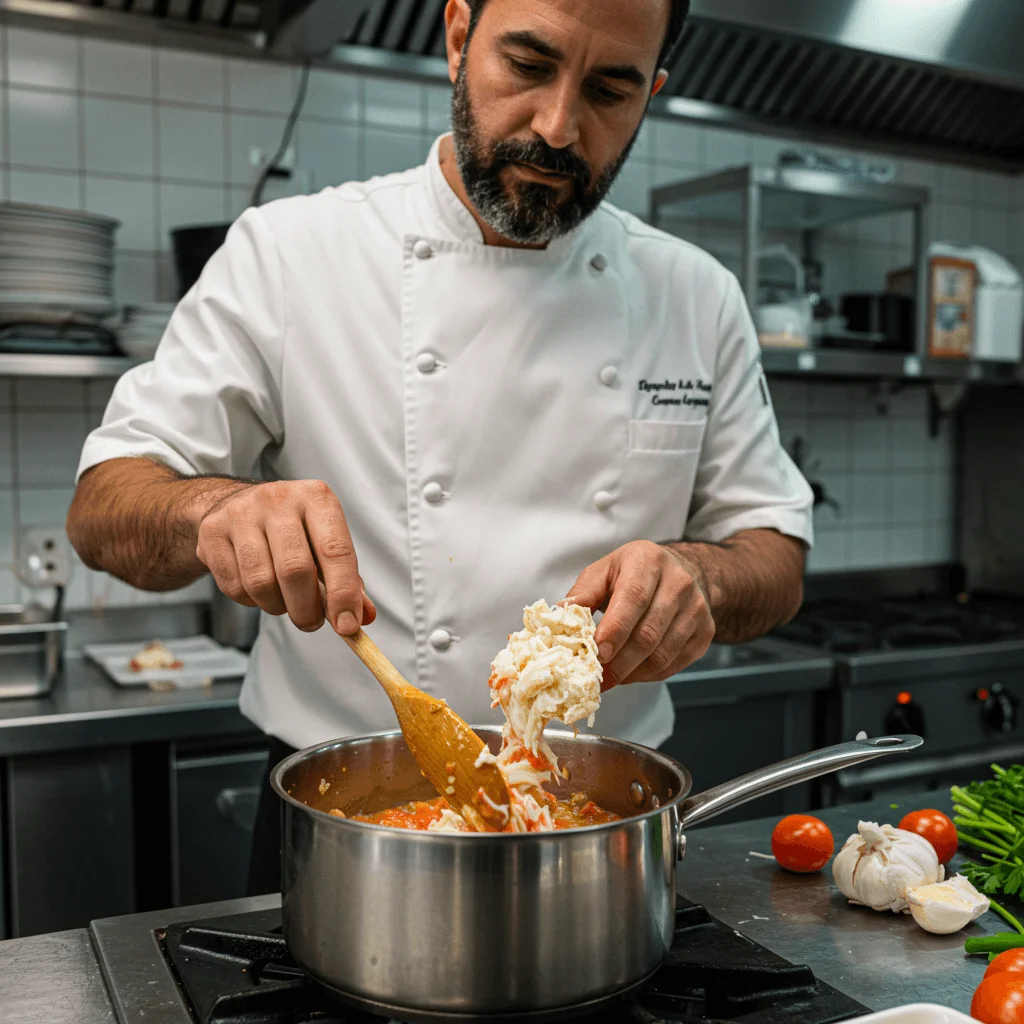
[983,684,1017,734]
[884,701,926,737]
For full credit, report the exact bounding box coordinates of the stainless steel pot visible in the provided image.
[272,729,922,1022]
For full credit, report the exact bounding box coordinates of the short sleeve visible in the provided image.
[77,208,286,482]
[685,272,814,547]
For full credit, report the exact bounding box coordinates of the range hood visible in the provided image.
[3,0,1023,171]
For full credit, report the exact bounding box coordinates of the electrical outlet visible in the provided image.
[16,528,71,588]
[250,144,296,171]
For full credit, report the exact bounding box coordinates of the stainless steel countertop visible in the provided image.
[0,927,115,1024]
[681,790,999,1015]
[0,655,253,756]
[1,791,1003,1022]
[0,638,831,757]
[668,636,834,701]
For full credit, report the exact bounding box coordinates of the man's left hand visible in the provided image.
[567,540,716,690]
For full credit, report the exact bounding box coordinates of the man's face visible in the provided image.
[447,0,670,245]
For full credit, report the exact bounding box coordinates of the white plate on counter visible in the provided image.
[83,635,248,689]
[854,1005,975,1023]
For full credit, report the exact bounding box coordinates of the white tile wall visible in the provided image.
[1,25,1020,604]
[7,26,77,90]
[82,36,154,99]
[159,105,227,182]
[83,96,156,177]
[770,381,959,574]
[8,86,79,170]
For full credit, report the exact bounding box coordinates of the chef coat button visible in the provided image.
[416,352,438,374]
[593,490,615,511]
[591,253,608,272]
[413,239,434,260]
[599,365,619,387]
[423,481,445,504]
[430,629,452,651]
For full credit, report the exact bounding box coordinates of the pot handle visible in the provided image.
[676,734,923,834]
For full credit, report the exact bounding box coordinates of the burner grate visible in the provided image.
[774,596,1024,654]
[162,901,865,1024]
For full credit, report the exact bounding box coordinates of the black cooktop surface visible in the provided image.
[774,595,1024,654]
[160,898,866,1024]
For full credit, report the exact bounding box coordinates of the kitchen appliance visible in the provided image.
[773,595,1024,801]
[24,0,1024,169]
[0,202,118,318]
[840,293,914,352]
[0,605,67,699]
[272,729,919,1020]
[663,637,834,824]
[754,245,812,349]
[136,897,868,1024]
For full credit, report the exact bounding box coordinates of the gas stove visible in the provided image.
[773,595,1024,799]
[775,596,1024,654]
[90,896,866,1024]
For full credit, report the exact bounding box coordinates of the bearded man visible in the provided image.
[67,0,813,893]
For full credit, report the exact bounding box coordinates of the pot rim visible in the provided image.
[271,725,692,841]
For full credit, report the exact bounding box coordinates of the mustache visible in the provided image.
[491,138,593,188]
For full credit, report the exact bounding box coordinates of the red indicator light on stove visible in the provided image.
[977,688,990,702]
[897,691,913,705]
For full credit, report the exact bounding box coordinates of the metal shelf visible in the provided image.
[761,348,1021,383]
[650,165,930,231]
[651,164,936,384]
[0,353,143,378]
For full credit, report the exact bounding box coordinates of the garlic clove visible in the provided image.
[907,875,990,934]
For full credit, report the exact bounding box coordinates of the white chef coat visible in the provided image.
[78,135,813,752]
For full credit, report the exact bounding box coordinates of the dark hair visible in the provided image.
[465,0,690,69]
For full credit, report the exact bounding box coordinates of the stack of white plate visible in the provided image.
[0,202,119,318]
[117,303,175,359]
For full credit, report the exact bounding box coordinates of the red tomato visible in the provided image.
[771,814,834,873]
[972,972,1024,1024]
[986,951,1024,980]
[898,808,958,864]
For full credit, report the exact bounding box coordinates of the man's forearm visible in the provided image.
[665,528,805,643]
[67,457,255,591]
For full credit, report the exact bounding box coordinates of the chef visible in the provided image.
[67,0,812,893]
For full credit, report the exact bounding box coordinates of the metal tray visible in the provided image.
[0,605,67,699]
[83,635,248,689]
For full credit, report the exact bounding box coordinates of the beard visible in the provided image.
[450,59,640,245]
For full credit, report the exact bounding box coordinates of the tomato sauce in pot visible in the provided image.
[339,793,620,831]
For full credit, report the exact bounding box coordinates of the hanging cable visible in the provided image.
[251,61,312,209]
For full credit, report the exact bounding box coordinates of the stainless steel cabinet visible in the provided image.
[4,748,135,936]
[170,744,268,907]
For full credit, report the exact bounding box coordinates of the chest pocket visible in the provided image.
[628,419,705,453]
[616,417,707,543]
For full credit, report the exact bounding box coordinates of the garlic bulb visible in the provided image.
[832,821,944,912]
[907,875,990,934]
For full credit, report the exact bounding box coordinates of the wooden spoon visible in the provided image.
[341,629,511,832]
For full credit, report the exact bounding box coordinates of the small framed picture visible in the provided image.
[928,256,975,359]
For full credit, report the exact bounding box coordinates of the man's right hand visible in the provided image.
[194,479,375,636]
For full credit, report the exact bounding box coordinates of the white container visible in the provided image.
[755,244,812,349]
[931,243,1023,362]
[853,1004,974,1023]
